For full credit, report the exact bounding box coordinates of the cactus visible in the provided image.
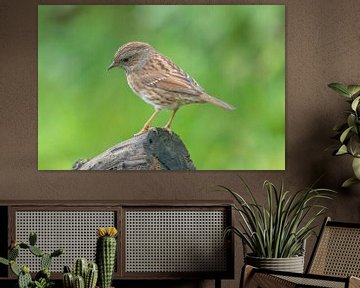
[18,267,32,288]
[9,246,19,260]
[85,263,98,288]
[51,248,64,257]
[63,260,98,288]
[74,275,85,288]
[21,265,30,274]
[74,258,88,279]
[35,268,51,281]
[29,232,37,246]
[10,260,20,276]
[64,265,72,273]
[62,265,74,288]
[29,245,44,257]
[0,257,9,266]
[41,253,52,269]
[96,227,118,288]
[0,232,64,288]
[19,243,30,249]
[63,272,74,288]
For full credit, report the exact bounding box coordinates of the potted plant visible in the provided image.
[221,179,334,273]
[0,232,64,288]
[62,258,98,288]
[328,83,360,187]
[61,227,118,288]
[96,227,118,288]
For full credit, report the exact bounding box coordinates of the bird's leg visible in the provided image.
[134,110,160,136]
[164,108,178,133]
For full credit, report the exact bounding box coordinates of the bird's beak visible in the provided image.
[107,61,116,71]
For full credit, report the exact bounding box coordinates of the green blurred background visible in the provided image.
[38,5,285,170]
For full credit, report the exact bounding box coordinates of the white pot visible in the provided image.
[245,254,305,273]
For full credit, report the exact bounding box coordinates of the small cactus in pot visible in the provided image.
[62,259,98,288]
[96,227,118,288]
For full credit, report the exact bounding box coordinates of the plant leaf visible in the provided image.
[336,145,348,155]
[342,177,360,188]
[347,114,356,128]
[352,157,360,179]
[10,261,20,276]
[328,83,350,97]
[340,126,353,143]
[352,96,360,111]
[0,257,9,266]
[348,85,360,97]
[349,135,360,157]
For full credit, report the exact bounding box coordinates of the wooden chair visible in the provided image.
[241,217,360,288]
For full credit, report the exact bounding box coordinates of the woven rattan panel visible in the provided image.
[310,226,360,277]
[250,273,296,288]
[15,211,115,272]
[277,275,345,288]
[125,210,227,273]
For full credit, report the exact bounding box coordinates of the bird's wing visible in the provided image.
[143,70,205,96]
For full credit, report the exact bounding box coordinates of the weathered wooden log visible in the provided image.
[73,128,195,170]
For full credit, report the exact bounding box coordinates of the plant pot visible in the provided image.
[245,254,304,273]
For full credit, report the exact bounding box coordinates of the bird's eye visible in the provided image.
[122,57,130,63]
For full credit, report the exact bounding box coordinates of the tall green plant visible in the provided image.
[328,83,360,187]
[221,180,334,258]
[96,227,117,288]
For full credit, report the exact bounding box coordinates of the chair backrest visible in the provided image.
[307,217,360,277]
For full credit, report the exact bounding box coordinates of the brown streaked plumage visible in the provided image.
[108,41,235,136]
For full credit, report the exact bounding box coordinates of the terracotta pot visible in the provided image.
[245,254,304,273]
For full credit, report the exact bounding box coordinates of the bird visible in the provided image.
[107,41,235,136]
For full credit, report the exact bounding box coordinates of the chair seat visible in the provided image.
[243,266,360,288]
[277,274,346,288]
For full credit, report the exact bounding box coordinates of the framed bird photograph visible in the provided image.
[38,5,285,170]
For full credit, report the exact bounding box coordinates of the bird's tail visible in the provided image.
[203,94,235,111]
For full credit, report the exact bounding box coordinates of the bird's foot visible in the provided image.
[163,126,173,134]
[134,126,149,136]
